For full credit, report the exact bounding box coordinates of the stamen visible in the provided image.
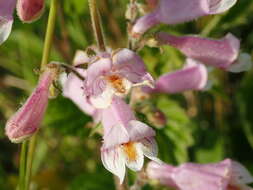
[106,75,126,93]
[227,185,240,190]
[122,142,137,162]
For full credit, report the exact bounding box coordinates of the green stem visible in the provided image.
[24,135,37,190]
[41,0,58,70]
[19,141,28,190]
[88,0,106,52]
[21,0,59,189]
[200,15,222,37]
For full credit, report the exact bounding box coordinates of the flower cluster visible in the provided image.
[3,0,253,187]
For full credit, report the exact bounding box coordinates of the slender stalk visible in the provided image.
[88,0,106,51]
[21,0,59,189]
[200,15,222,37]
[41,0,58,70]
[18,141,28,190]
[24,135,37,190]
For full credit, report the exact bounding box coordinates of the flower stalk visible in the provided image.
[88,0,106,52]
[18,0,59,189]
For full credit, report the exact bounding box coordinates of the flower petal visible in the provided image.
[152,59,207,93]
[89,85,115,109]
[101,146,126,184]
[227,53,252,73]
[146,161,177,187]
[132,0,237,35]
[73,50,90,66]
[112,48,153,85]
[5,66,57,143]
[62,70,97,117]
[127,120,156,142]
[17,0,45,23]
[0,0,16,45]
[0,18,13,45]
[156,32,240,69]
[209,0,237,14]
[140,137,159,161]
[230,160,253,185]
[122,142,144,171]
[85,56,112,96]
[102,124,130,150]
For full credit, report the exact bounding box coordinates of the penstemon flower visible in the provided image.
[132,0,237,35]
[84,48,154,109]
[145,58,208,94]
[101,97,159,184]
[5,63,59,143]
[0,0,45,45]
[156,32,252,73]
[147,159,253,190]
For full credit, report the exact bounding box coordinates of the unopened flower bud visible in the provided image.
[5,64,59,143]
[17,0,45,23]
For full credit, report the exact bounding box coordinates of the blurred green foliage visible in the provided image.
[0,0,253,189]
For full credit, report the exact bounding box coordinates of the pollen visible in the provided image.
[122,142,137,162]
[106,75,126,93]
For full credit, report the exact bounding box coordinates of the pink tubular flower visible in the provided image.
[148,59,208,94]
[147,159,253,190]
[156,32,252,72]
[101,97,159,184]
[17,0,45,23]
[84,48,154,109]
[132,0,237,35]
[5,64,59,143]
[61,50,101,122]
[0,0,16,45]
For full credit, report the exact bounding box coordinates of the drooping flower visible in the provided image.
[61,50,101,122]
[101,97,159,184]
[132,0,237,35]
[147,159,253,190]
[0,0,45,45]
[5,63,59,143]
[0,0,16,45]
[156,32,252,72]
[84,48,154,109]
[17,0,45,23]
[146,59,208,94]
